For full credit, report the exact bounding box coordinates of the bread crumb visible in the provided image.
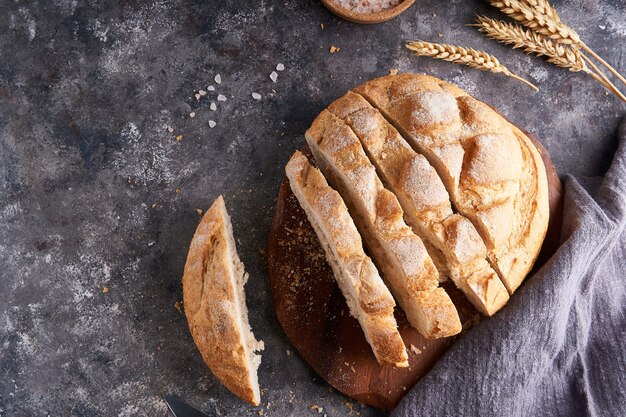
[310,404,323,413]
[151,203,157,209]
[410,344,422,355]
[320,23,324,29]
[102,287,109,294]
[389,68,398,75]
[257,411,264,416]
[174,300,183,313]
[329,45,340,53]
[175,188,181,193]
[175,135,183,141]
[438,33,443,37]
[196,208,203,216]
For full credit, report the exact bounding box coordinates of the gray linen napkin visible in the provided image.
[392,118,626,417]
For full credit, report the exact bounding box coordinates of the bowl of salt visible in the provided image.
[321,0,416,24]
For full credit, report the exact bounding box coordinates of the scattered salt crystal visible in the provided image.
[210,102,217,111]
[214,74,221,84]
[270,71,278,83]
[194,93,201,101]
[252,92,262,100]
[207,85,215,91]
[276,63,285,71]
[189,112,196,118]
[209,120,216,128]
[166,127,174,133]
[217,94,227,102]
[199,90,207,96]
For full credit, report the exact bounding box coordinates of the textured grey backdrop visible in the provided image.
[0,1,624,416]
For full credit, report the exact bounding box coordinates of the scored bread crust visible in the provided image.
[182,196,264,405]
[327,92,509,316]
[285,151,409,366]
[305,111,462,337]
[355,74,549,294]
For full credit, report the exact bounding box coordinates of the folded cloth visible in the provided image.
[392,118,626,417]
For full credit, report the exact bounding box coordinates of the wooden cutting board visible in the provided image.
[268,132,562,410]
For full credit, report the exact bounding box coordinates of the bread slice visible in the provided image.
[327,92,509,316]
[285,151,409,366]
[182,196,264,405]
[305,112,462,337]
[355,74,549,294]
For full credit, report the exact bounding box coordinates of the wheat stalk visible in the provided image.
[488,0,626,90]
[474,17,584,71]
[405,41,538,90]
[474,17,626,102]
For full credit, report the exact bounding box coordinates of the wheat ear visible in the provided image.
[523,0,626,88]
[474,17,626,102]
[487,0,580,45]
[405,41,538,90]
[488,0,626,89]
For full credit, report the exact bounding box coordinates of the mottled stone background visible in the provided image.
[0,1,624,416]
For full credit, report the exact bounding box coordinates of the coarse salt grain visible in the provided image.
[209,120,216,128]
[270,71,278,83]
[333,0,401,13]
[210,102,217,111]
[166,127,174,133]
[207,85,215,91]
[199,90,207,96]
[276,63,285,71]
[214,74,221,84]
[252,92,262,100]
[189,112,196,118]
[194,93,201,101]
[217,94,227,102]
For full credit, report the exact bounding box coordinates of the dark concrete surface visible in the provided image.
[0,1,624,416]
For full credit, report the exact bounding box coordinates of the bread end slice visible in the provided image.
[182,196,264,405]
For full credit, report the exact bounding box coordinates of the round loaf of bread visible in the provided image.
[269,73,554,409]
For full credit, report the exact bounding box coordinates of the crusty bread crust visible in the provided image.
[305,110,462,336]
[285,151,409,366]
[182,196,264,405]
[355,74,549,294]
[326,91,509,316]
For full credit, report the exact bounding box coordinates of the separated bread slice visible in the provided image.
[305,111,462,337]
[285,151,409,366]
[327,92,509,316]
[355,74,549,294]
[182,196,264,405]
